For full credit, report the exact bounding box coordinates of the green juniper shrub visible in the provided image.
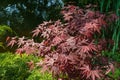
[0,52,52,80]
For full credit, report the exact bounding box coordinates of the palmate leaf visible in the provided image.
[63,12,73,21]
[80,65,101,80]
[79,40,98,56]
[16,48,24,54]
[32,28,41,37]
[27,60,34,70]
[105,63,115,75]
[7,37,17,47]
[85,10,95,18]
[52,36,63,46]
[17,36,26,47]
[84,22,101,34]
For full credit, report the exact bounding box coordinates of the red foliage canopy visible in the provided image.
[7,5,115,80]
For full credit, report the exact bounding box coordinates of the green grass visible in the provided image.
[0,52,52,80]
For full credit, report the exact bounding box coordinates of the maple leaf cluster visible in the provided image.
[7,5,116,80]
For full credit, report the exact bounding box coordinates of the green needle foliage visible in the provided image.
[0,52,52,80]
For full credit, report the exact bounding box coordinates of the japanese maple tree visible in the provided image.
[7,5,115,80]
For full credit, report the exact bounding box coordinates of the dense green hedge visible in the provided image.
[0,52,52,80]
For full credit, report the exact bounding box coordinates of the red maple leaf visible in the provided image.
[80,65,102,80]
